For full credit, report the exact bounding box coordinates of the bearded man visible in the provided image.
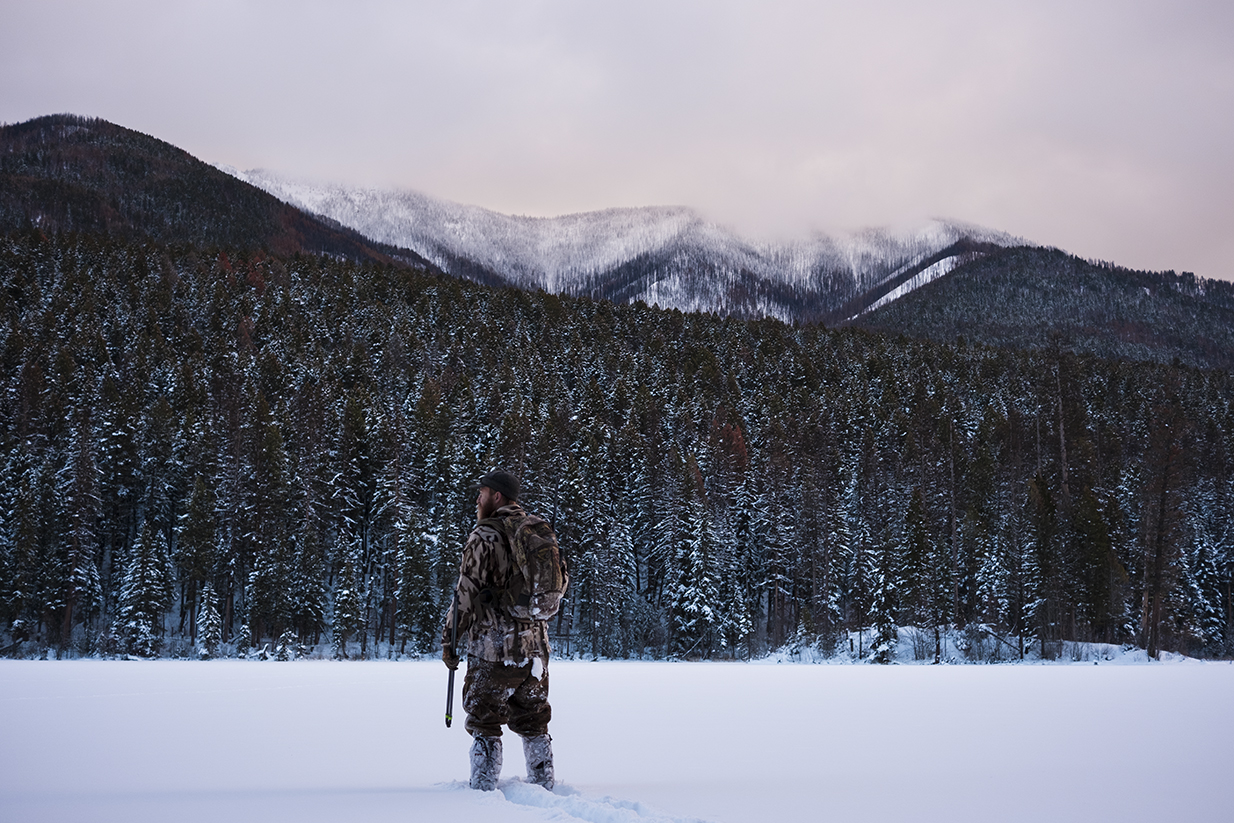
[442,470,557,791]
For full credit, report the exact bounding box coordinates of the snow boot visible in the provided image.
[469,735,502,791]
[522,733,554,790]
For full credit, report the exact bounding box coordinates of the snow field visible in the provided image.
[1,659,1231,823]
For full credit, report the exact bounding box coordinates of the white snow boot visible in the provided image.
[469,736,502,791]
[522,733,554,790]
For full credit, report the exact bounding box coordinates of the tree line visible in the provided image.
[2,230,1231,661]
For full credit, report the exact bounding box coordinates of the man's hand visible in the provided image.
[442,645,459,670]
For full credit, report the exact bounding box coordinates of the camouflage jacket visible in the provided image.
[441,503,551,665]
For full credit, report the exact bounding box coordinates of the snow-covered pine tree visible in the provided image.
[30,455,65,648]
[902,486,932,659]
[95,373,141,621]
[275,628,300,660]
[3,447,43,644]
[116,519,175,656]
[196,582,222,659]
[1073,488,1126,644]
[722,470,761,657]
[142,396,181,578]
[1179,480,1227,655]
[176,475,217,645]
[869,542,900,664]
[670,491,721,659]
[334,395,379,654]
[331,536,363,659]
[57,410,103,648]
[243,395,295,645]
[973,514,1009,629]
[393,511,434,655]
[289,516,328,647]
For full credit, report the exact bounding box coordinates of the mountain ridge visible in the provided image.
[223,167,1027,323]
[0,114,438,270]
[858,245,1234,370]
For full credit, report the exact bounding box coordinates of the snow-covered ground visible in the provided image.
[2,658,1231,823]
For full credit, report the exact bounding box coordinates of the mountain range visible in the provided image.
[224,167,1234,370]
[4,113,1233,369]
[220,166,1026,325]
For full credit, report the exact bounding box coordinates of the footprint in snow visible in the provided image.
[498,780,714,823]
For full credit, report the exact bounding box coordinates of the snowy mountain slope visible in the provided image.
[854,244,1234,369]
[219,167,1027,323]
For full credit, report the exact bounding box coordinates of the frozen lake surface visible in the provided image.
[2,658,1231,822]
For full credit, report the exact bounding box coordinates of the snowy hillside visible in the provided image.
[219,167,1027,322]
[4,659,1230,823]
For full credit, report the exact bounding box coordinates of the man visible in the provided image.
[442,470,556,791]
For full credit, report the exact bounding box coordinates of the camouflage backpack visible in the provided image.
[492,512,569,621]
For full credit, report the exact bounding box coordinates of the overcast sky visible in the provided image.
[3,0,1232,278]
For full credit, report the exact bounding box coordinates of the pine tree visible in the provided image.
[4,447,43,643]
[1074,488,1126,643]
[58,412,103,647]
[722,472,760,657]
[289,518,328,645]
[176,475,217,644]
[1026,475,1061,658]
[196,583,223,659]
[95,373,141,624]
[243,394,295,644]
[1139,393,1191,658]
[869,535,900,664]
[1181,482,1227,655]
[902,487,931,639]
[142,395,181,568]
[670,495,721,659]
[116,520,175,656]
[393,514,434,654]
[332,537,363,659]
[334,395,378,654]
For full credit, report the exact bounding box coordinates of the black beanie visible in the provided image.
[478,470,521,502]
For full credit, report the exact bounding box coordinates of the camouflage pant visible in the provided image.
[462,656,551,739]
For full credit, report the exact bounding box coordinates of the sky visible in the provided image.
[3,0,1232,279]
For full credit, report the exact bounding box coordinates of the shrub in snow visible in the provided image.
[123,621,160,658]
[275,629,301,661]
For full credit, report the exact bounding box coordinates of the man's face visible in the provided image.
[476,485,500,520]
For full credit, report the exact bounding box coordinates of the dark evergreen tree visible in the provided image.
[196,583,222,659]
[58,412,103,648]
[115,520,174,656]
[332,537,363,659]
[243,394,296,644]
[176,475,217,644]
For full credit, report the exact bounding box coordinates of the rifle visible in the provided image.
[445,592,460,728]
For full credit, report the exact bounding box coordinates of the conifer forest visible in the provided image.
[2,230,1232,662]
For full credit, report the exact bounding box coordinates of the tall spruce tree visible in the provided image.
[116,520,175,656]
